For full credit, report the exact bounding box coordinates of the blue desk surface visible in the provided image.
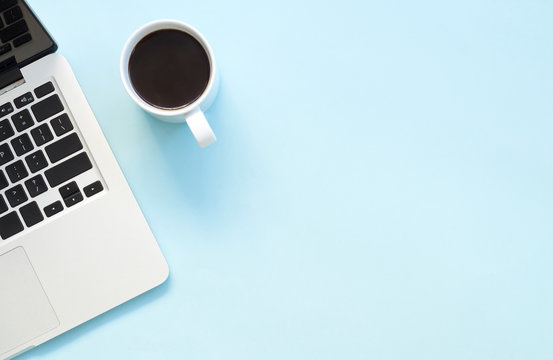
[21,1,553,359]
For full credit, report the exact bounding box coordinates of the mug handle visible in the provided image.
[185,109,216,147]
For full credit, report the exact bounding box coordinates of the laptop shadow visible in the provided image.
[16,276,171,359]
[15,74,246,359]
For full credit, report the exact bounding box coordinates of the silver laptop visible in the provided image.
[0,1,169,359]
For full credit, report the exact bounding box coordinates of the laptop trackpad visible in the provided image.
[0,247,59,356]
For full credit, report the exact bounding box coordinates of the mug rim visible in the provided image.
[120,19,217,117]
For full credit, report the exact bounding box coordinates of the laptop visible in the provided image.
[0,1,169,359]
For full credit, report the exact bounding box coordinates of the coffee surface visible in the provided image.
[128,29,210,109]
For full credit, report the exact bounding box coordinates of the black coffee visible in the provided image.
[128,29,211,109]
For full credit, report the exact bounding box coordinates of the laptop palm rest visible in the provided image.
[0,247,59,356]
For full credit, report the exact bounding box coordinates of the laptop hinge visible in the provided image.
[0,56,24,96]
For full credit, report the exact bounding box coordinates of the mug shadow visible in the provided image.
[139,78,249,227]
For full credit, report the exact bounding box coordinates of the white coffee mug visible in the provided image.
[120,20,218,147]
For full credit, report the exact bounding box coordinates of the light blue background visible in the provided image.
[20,0,553,359]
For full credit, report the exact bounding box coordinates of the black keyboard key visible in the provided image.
[25,150,47,173]
[30,123,53,146]
[58,180,78,198]
[83,180,103,197]
[24,174,47,198]
[44,200,63,217]
[0,118,13,141]
[0,195,6,213]
[45,133,82,163]
[0,19,27,42]
[44,152,92,188]
[50,113,72,136]
[0,142,13,166]
[19,201,43,227]
[63,191,83,208]
[4,5,22,25]
[11,109,33,131]
[14,92,33,109]
[0,170,7,190]
[0,211,23,239]
[0,0,16,12]
[5,183,27,207]
[0,102,13,118]
[10,133,33,156]
[13,33,30,48]
[34,82,54,99]
[0,15,3,29]
[0,43,10,56]
[31,94,63,122]
[5,160,28,183]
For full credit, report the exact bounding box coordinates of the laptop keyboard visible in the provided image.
[0,0,31,56]
[0,79,104,240]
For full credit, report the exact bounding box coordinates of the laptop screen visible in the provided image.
[0,0,56,75]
